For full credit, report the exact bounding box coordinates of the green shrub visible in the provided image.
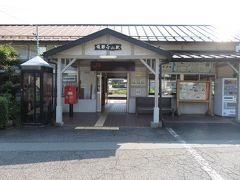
[4,93,15,120]
[0,81,14,94]
[11,101,21,127]
[1,93,21,127]
[0,96,8,129]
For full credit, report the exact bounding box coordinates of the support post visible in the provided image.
[69,104,73,117]
[151,58,162,128]
[56,58,63,126]
[159,63,162,124]
[236,63,240,122]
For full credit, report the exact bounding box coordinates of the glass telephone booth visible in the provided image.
[21,56,53,125]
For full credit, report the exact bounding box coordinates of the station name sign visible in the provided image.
[91,61,135,71]
[95,44,122,51]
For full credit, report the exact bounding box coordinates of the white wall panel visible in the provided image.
[63,99,96,112]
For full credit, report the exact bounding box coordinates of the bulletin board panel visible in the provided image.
[176,80,213,115]
[179,81,208,101]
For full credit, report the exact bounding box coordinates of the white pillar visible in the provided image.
[151,58,161,128]
[236,63,240,122]
[56,58,63,126]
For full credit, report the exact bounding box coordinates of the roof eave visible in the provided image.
[43,28,172,58]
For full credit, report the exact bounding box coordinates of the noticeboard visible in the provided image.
[178,81,208,100]
[176,80,212,116]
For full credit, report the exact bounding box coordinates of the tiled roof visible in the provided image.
[0,24,239,42]
[43,28,172,58]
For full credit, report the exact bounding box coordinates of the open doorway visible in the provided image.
[104,73,128,113]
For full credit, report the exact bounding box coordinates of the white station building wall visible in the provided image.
[55,34,237,115]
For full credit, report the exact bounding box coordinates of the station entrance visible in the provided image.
[44,28,176,127]
[97,72,128,113]
[64,71,153,128]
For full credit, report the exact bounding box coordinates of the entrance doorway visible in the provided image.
[96,72,128,113]
[106,73,127,113]
[107,76,127,112]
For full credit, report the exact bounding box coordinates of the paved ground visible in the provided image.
[1,121,240,180]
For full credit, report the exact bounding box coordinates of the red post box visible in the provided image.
[64,86,78,104]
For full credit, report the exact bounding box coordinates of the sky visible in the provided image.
[0,0,239,27]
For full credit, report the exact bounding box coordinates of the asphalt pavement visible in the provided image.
[0,122,240,180]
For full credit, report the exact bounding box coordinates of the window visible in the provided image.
[148,74,179,95]
[148,74,215,95]
[184,74,199,80]
[61,59,78,96]
[149,79,155,95]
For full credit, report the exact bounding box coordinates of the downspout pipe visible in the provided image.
[46,57,57,124]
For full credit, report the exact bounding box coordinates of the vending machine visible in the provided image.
[214,78,237,117]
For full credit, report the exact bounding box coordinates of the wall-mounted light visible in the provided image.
[99,55,117,59]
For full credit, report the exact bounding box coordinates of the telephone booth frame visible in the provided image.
[21,56,54,125]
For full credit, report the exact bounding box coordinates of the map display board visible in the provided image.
[176,80,212,116]
[179,82,208,100]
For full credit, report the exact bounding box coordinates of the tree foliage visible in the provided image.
[0,44,19,70]
[0,45,20,127]
[0,45,19,82]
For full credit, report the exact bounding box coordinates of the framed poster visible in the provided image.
[179,82,208,100]
[176,80,212,116]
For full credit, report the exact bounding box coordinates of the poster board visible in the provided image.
[179,81,208,101]
[176,80,212,115]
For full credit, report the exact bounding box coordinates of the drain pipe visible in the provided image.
[47,58,58,123]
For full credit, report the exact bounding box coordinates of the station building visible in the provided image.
[0,24,240,127]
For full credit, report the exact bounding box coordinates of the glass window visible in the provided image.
[148,74,178,95]
[149,79,155,95]
[22,73,41,123]
[184,74,199,80]
[62,70,78,96]
[148,73,215,96]
[43,73,53,122]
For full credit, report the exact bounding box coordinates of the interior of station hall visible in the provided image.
[1,24,240,126]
